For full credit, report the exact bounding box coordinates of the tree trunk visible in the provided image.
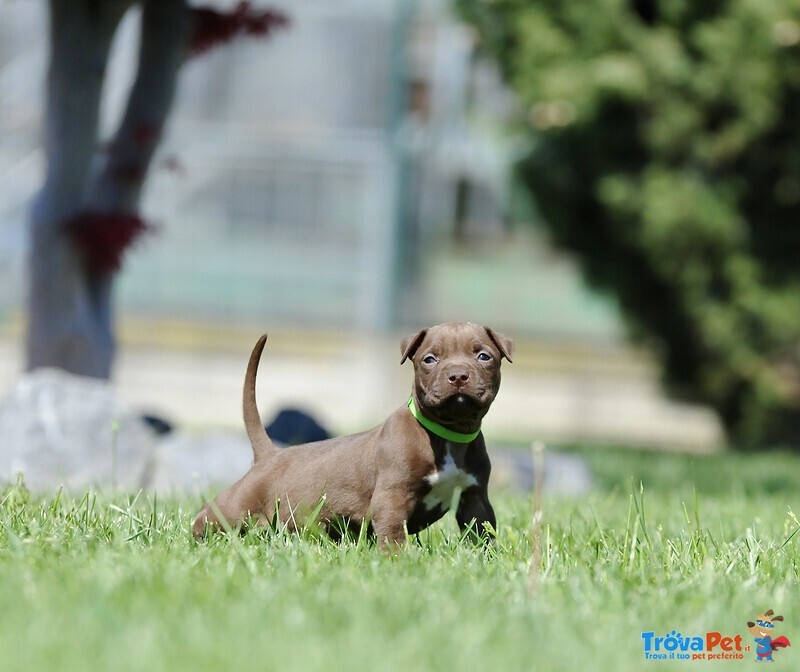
[27,0,187,379]
[27,0,129,378]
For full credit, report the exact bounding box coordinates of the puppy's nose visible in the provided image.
[448,369,470,388]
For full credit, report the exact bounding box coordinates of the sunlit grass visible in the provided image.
[0,448,798,671]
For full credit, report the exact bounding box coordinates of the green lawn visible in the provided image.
[1,448,798,672]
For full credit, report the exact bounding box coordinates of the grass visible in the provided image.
[1,449,799,672]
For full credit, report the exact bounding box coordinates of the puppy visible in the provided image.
[193,322,513,547]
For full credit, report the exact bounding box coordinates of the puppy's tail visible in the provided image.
[244,334,278,464]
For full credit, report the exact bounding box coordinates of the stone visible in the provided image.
[0,369,157,491]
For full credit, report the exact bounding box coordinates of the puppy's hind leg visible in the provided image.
[192,472,268,538]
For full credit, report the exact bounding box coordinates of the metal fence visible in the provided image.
[125,126,398,329]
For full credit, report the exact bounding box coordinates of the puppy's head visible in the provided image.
[400,322,513,429]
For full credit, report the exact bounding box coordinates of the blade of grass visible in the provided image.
[528,440,545,598]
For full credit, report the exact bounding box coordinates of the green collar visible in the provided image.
[407,396,481,443]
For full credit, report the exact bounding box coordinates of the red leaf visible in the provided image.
[64,211,155,274]
[133,123,161,148]
[188,2,289,58]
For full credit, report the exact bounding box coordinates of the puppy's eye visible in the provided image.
[422,355,437,364]
[477,352,492,362]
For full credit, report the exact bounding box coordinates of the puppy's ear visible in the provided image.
[484,326,514,363]
[773,615,784,622]
[400,328,428,364]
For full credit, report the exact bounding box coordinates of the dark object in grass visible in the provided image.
[140,414,174,437]
[266,408,331,446]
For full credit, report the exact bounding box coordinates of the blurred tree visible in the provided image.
[459,0,800,445]
[27,0,286,379]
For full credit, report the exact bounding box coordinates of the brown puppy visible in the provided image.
[193,322,513,548]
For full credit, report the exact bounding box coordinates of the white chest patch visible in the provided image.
[423,447,478,511]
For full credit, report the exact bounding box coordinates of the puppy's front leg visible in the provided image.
[456,488,496,544]
[370,487,412,551]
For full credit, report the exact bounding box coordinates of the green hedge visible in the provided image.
[459,0,800,445]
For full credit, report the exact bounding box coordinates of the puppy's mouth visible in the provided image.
[423,387,494,420]
[428,386,487,407]
[445,392,482,408]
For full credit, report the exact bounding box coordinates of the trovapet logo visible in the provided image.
[641,609,791,663]
[641,630,748,661]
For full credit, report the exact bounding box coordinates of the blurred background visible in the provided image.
[7,0,799,456]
